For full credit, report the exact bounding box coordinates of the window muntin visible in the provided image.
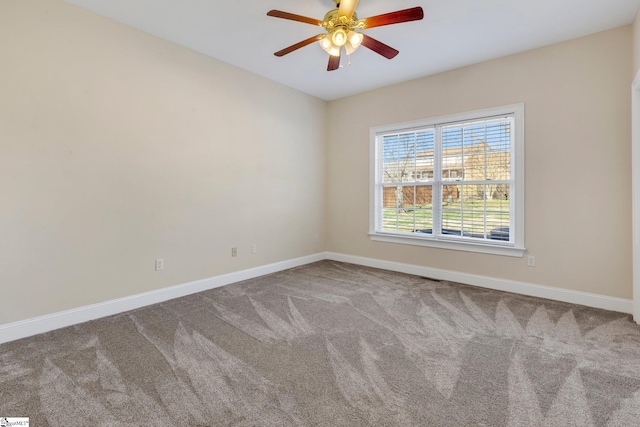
[371,104,524,256]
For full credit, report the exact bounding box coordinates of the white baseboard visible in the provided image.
[1,251,634,344]
[325,252,634,315]
[0,253,325,345]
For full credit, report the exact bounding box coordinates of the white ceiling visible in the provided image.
[64,0,640,101]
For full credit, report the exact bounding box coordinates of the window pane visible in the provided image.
[382,186,398,208]
[487,185,509,211]
[464,185,489,238]
[382,185,414,209]
[441,117,513,242]
[383,207,415,233]
[416,130,434,182]
[462,210,486,237]
[415,185,433,208]
[402,186,416,208]
[440,183,511,241]
[398,133,416,182]
[382,208,399,232]
[382,132,430,183]
[442,184,461,206]
[442,127,462,151]
[440,118,512,183]
[486,121,511,181]
[415,209,433,234]
[443,126,463,183]
[382,135,399,183]
[441,210,462,236]
[441,184,461,234]
[397,211,416,233]
[381,185,433,234]
[461,184,485,208]
[487,212,510,241]
[463,145,485,181]
[400,185,435,209]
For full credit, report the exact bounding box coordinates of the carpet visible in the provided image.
[1,260,640,426]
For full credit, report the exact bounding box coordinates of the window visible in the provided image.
[370,104,525,257]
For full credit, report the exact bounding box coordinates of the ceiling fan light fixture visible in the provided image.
[319,36,332,51]
[319,36,341,56]
[347,31,363,48]
[344,42,357,56]
[331,28,348,46]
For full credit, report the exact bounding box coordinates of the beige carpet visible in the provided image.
[1,261,640,426]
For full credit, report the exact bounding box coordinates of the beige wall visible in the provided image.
[327,26,633,299]
[634,8,640,77]
[1,0,634,328]
[0,0,327,325]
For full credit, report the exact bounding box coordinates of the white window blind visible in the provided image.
[370,104,524,256]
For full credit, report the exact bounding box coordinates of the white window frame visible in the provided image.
[369,103,525,257]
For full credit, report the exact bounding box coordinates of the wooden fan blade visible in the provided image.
[338,0,359,19]
[361,7,424,29]
[361,35,399,59]
[327,52,341,71]
[267,10,322,26]
[274,35,323,57]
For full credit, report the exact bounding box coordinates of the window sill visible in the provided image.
[369,232,526,257]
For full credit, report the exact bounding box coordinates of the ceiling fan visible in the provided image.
[267,0,424,71]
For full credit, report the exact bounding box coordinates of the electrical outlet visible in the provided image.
[155,258,164,271]
[251,243,257,254]
[231,247,237,257]
[527,255,536,267]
